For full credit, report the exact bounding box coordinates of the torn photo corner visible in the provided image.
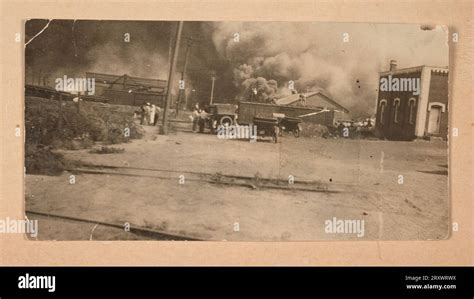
[23,20,449,241]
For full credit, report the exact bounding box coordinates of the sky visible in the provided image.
[25,20,448,117]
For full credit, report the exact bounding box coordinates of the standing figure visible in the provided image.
[144,103,151,125]
[192,103,200,132]
[140,102,147,125]
[154,105,161,126]
[198,107,208,133]
[150,104,157,125]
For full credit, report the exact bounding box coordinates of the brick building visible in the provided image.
[375,61,449,140]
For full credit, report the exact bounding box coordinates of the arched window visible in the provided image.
[393,98,401,123]
[379,99,387,124]
[408,98,416,124]
[428,102,446,112]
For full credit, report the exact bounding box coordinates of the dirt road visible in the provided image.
[25,125,449,241]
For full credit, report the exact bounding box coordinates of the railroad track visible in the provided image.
[26,210,202,241]
[67,163,340,193]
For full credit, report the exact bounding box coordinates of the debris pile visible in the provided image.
[89,146,125,154]
[298,123,329,138]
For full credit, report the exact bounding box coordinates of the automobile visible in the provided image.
[275,115,302,137]
[208,103,238,134]
[253,117,280,143]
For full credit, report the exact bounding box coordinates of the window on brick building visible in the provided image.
[393,98,401,123]
[408,98,416,124]
[379,100,387,124]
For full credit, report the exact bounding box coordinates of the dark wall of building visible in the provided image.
[425,71,449,138]
[93,84,108,97]
[103,89,164,107]
[238,102,341,127]
[375,71,421,140]
[238,102,280,124]
[92,80,166,107]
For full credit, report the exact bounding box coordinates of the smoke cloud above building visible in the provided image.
[25,20,448,117]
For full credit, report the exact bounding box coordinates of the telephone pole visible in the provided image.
[210,76,216,104]
[176,37,193,116]
[161,21,184,135]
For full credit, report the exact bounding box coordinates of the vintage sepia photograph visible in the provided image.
[24,20,449,241]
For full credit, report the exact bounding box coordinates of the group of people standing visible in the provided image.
[140,102,161,126]
[192,103,209,132]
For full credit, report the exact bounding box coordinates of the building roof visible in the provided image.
[275,89,349,113]
[379,65,448,76]
[86,72,168,89]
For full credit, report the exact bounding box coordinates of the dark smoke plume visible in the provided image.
[25,20,448,117]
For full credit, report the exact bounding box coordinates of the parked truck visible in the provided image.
[237,101,303,141]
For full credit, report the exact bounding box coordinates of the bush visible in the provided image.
[25,97,144,149]
[25,97,144,175]
[25,145,66,175]
[25,144,83,175]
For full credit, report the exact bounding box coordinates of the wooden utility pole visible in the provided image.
[161,21,184,135]
[210,76,216,104]
[176,37,193,116]
[57,93,63,131]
